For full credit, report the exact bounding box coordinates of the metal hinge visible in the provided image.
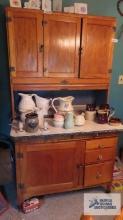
[9,66,16,77]
[113,26,116,32]
[17,152,23,159]
[108,69,112,74]
[42,20,47,26]
[18,183,25,189]
[6,16,12,22]
[9,66,15,72]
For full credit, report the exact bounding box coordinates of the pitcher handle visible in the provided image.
[51,98,59,113]
[108,108,115,122]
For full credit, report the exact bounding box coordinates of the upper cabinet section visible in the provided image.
[80,17,116,80]
[43,14,81,78]
[6,8,43,78]
[6,8,116,90]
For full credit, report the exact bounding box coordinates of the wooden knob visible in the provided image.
[96,172,102,179]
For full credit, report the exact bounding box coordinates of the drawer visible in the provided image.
[85,147,116,164]
[84,161,113,187]
[86,137,117,150]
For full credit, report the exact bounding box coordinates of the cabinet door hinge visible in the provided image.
[18,183,25,189]
[6,16,12,22]
[9,66,15,72]
[9,66,16,77]
[108,69,112,74]
[42,20,47,26]
[113,26,116,32]
[17,152,23,159]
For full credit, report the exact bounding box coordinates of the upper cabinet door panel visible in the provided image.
[80,18,116,79]
[43,14,81,78]
[6,9,43,78]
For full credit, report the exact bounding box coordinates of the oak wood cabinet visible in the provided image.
[6,7,116,90]
[15,135,117,205]
[43,14,80,78]
[16,140,85,204]
[80,17,116,83]
[6,8,43,79]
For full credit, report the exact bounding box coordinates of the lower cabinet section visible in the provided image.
[15,135,117,205]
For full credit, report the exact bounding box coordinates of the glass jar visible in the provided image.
[25,112,39,133]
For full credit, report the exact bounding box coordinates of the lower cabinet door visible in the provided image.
[84,161,113,187]
[17,140,84,197]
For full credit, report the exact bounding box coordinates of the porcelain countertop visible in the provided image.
[10,120,123,142]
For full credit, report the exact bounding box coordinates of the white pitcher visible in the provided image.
[18,93,36,113]
[33,94,52,116]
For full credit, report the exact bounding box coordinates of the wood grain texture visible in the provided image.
[80,17,116,80]
[84,161,114,187]
[6,8,43,78]
[44,14,81,78]
[14,135,117,205]
[86,137,118,150]
[85,147,116,164]
[16,140,85,203]
[6,8,116,92]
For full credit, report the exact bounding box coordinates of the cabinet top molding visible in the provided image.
[5,7,116,22]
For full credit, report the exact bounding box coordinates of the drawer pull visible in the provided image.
[96,172,102,179]
[77,164,83,169]
[98,144,104,148]
[97,155,103,161]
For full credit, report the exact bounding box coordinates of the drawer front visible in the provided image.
[86,137,117,150]
[84,161,113,187]
[85,147,116,164]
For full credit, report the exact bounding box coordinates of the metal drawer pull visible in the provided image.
[60,80,69,85]
[77,164,83,169]
[96,172,102,179]
[98,144,104,148]
[98,155,103,160]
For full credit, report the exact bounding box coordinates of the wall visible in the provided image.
[0,0,123,139]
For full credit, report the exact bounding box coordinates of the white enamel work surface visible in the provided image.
[10,120,123,138]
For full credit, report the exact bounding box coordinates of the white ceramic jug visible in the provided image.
[18,93,36,113]
[51,96,74,113]
[33,94,52,116]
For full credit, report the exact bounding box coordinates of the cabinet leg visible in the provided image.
[103,183,112,193]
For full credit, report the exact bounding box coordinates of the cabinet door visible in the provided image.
[43,14,81,78]
[6,8,43,80]
[16,140,84,200]
[80,18,116,81]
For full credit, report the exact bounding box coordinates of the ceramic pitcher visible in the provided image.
[18,93,36,113]
[51,96,74,113]
[32,94,52,116]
